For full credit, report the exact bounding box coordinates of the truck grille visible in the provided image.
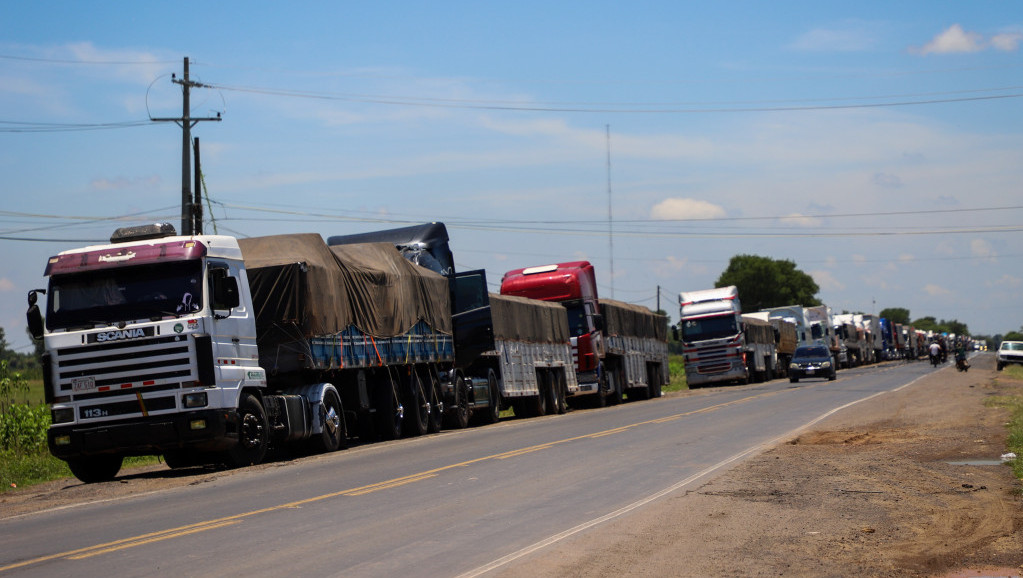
[55,335,196,397]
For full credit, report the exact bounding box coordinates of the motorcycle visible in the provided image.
[955,352,969,372]
[930,352,941,367]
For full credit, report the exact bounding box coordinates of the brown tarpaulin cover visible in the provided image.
[489,293,570,344]
[598,299,668,341]
[239,234,451,339]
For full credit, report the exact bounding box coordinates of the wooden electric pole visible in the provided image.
[151,57,221,235]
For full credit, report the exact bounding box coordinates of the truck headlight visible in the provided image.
[183,392,208,408]
[51,407,74,424]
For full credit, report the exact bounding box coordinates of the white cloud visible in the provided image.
[912,25,1021,55]
[970,238,997,262]
[650,198,726,220]
[923,283,952,297]
[811,270,845,291]
[0,278,14,292]
[777,213,821,228]
[898,254,914,263]
[791,22,878,52]
[914,24,984,55]
[986,274,1022,289]
[990,32,1023,52]
[654,255,688,276]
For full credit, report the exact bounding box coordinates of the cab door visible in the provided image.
[449,269,495,368]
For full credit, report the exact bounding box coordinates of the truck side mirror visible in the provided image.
[26,289,45,340]
[672,325,680,341]
[592,314,605,332]
[213,274,240,310]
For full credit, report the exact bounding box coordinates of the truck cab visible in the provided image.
[500,262,605,391]
[28,224,267,482]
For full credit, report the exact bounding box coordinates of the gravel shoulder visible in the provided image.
[495,353,1023,578]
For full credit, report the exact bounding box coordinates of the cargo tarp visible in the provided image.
[598,299,668,341]
[743,316,775,346]
[489,293,569,344]
[240,234,451,339]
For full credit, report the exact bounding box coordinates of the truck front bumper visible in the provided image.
[48,409,238,459]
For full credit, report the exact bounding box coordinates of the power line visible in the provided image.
[0,120,152,133]
[210,82,1023,113]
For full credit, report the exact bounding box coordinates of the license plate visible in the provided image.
[806,368,815,375]
[72,376,96,392]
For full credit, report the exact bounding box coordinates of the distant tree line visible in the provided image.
[0,327,42,379]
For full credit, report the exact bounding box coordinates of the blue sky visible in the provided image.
[2,2,1022,351]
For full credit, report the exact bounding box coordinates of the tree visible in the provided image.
[715,254,821,312]
[879,308,910,325]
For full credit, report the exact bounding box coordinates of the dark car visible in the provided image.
[789,344,836,383]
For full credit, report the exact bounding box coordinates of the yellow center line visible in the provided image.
[1,380,830,572]
[67,521,241,559]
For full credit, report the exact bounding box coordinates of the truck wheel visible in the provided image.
[375,379,404,441]
[224,393,269,468]
[482,369,501,424]
[67,455,123,484]
[609,369,624,405]
[593,367,608,408]
[402,369,429,437]
[650,367,663,398]
[311,388,347,452]
[445,375,470,429]
[426,368,444,433]
[554,371,568,414]
[530,371,549,417]
[544,370,560,414]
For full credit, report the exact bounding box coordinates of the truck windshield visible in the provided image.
[564,302,588,337]
[47,261,203,331]
[682,315,739,342]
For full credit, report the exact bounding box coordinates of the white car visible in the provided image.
[997,341,1023,371]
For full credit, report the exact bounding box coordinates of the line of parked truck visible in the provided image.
[675,284,961,388]
[26,222,669,483]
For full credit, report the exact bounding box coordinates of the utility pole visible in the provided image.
[151,57,221,235]
[606,124,614,299]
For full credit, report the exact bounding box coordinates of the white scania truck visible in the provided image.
[26,223,506,483]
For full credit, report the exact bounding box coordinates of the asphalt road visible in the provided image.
[0,359,940,577]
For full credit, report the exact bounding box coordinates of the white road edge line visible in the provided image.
[457,373,928,578]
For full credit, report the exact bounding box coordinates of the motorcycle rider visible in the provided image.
[929,340,942,366]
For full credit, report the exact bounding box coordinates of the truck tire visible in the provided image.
[609,368,624,406]
[224,393,269,468]
[426,367,445,433]
[554,370,568,414]
[402,369,429,437]
[67,455,123,484]
[445,375,471,429]
[593,366,608,408]
[311,388,347,452]
[530,371,549,417]
[375,378,404,441]
[544,370,559,414]
[481,369,501,424]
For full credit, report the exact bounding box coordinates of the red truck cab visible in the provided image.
[500,262,604,383]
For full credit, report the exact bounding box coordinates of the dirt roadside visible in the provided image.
[496,353,1023,578]
[3,355,1022,577]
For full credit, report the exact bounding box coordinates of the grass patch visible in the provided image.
[664,354,688,393]
[987,364,1023,481]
